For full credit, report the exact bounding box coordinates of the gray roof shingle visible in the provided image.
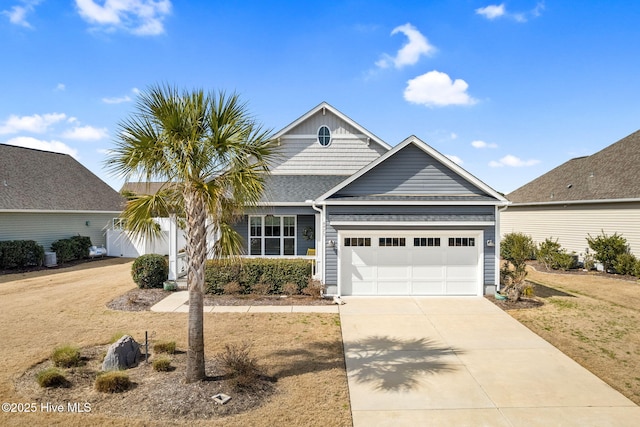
[507,130,640,203]
[260,175,350,204]
[0,144,124,211]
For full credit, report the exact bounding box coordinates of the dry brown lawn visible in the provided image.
[506,266,640,405]
[0,258,351,427]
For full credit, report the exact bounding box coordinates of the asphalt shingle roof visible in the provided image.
[0,144,124,211]
[260,175,350,204]
[507,130,640,203]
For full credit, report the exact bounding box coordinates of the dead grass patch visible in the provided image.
[0,258,350,426]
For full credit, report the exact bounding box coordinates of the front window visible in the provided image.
[249,215,296,256]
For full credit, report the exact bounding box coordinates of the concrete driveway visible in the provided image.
[339,297,640,426]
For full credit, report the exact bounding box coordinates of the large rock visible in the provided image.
[102,335,141,371]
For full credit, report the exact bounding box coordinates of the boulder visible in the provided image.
[102,335,141,371]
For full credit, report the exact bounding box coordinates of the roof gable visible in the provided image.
[508,129,640,203]
[318,136,507,203]
[0,144,124,212]
[268,102,390,175]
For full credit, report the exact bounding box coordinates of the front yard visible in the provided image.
[0,258,351,426]
[504,266,640,405]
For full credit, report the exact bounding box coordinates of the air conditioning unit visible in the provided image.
[44,251,57,267]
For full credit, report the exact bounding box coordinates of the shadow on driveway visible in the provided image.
[344,335,459,392]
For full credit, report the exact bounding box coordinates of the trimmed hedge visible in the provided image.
[0,240,44,269]
[205,258,312,295]
[51,235,92,264]
[131,254,168,289]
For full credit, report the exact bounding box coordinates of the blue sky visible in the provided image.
[2,1,639,194]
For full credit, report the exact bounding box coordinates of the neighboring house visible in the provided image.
[0,144,124,252]
[123,103,508,295]
[501,129,640,258]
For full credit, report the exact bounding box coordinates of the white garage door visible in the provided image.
[340,232,482,296]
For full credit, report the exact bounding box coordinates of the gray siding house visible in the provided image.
[233,103,508,296]
[501,130,640,257]
[0,144,124,251]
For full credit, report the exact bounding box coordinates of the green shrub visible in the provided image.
[152,356,173,372]
[205,258,311,295]
[52,345,81,368]
[501,232,536,268]
[50,235,92,264]
[633,260,640,278]
[215,342,264,392]
[153,340,176,354]
[0,240,44,269]
[587,231,629,273]
[537,238,576,271]
[131,254,168,289]
[614,253,637,275]
[95,371,131,393]
[36,367,68,388]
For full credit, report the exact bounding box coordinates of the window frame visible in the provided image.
[317,125,332,147]
[248,215,296,256]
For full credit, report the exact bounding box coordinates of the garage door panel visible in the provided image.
[341,232,480,296]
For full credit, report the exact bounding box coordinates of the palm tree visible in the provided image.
[106,85,274,382]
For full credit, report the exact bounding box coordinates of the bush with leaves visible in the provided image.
[50,235,92,263]
[614,253,637,276]
[131,254,168,289]
[0,240,44,269]
[500,232,536,301]
[586,231,629,273]
[537,238,576,271]
[205,258,312,295]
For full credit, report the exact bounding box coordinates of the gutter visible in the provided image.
[508,197,640,207]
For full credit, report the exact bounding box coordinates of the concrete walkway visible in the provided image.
[339,297,640,427]
[150,291,339,313]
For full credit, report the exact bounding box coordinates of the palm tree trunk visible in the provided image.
[184,188,207,383]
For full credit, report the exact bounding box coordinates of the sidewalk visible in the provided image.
[150,291,339,313]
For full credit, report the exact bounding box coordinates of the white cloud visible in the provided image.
[102,95,131,104]
[2,1,41,28]
[489,154,539,167]
[475,4,505,20]
[103,87,139,104]
[450,132,458,140]
[404,70,477,107]
[75,0,172,36]
[62,125,108,141]
[471,140,498,149]
[0,113,67,135]
[55,83,66,91]
[476,2,544,23]
[2,136,78,158]
[446,154,463,165]
[376,23,435,69]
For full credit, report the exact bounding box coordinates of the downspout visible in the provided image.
[496,203,509,292]
[308,200,325,289]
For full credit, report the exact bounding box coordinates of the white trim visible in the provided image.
[508,197,640,207]
[316,136,508,203]
[0,209,122,214]
[257,202,312,207]
[329,221,495,227]
[271,102,391,151]
[317,125,332,147]
[248,214,297,256]
[320,200,508,206]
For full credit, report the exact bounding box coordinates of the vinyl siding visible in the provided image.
[500,202,640,256]
[270,110,387,175]
[0,212,114,250]
[334,144,486,197]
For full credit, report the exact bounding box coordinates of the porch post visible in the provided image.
[168,213,178,281]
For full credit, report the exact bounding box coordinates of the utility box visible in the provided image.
[44,251,57,267]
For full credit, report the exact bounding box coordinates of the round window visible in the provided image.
[317,125,331,146]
